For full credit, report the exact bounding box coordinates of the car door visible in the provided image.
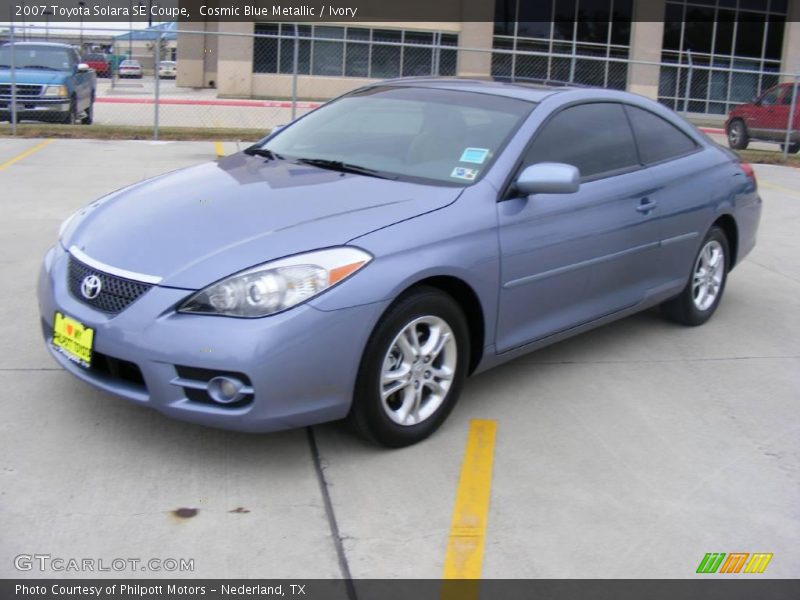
[495,102,662,353]
[71,49,92,110]
[748,85,787,141]
[622,104,714,285]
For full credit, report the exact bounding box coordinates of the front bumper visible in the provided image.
[1,98,70,121]
[37,245,389,433]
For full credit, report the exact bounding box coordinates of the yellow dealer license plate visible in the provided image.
[52,312,94,368]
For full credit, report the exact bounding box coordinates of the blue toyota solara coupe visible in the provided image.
[38,79,762,447]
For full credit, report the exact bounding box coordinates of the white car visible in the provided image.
[118,60,142,79]
[158,61,176,79]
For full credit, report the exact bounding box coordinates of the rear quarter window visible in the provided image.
[624,105,698,165]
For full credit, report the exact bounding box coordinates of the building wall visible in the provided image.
[628,0,666,99]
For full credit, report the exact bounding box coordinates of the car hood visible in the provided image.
[64,152,462,289]
[0,68,68,85]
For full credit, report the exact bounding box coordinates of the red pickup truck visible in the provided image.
[82,53,110,78]
[726,83,800,153]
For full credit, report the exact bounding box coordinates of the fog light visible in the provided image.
[207,376,246,404]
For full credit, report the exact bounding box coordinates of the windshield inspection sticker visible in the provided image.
[451,167,479,181]
[459,147,490,164]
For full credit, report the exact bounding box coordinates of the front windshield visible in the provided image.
[261,85,535,185]
[0,45,72,70]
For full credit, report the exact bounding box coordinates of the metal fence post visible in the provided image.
[291,25,299,121]
[154,32,161,140]
[782,74,798,161]
[683,50,694,116]
[10,21,17,135]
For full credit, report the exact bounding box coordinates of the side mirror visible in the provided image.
[77,63,91,73]
[515,162,580,195]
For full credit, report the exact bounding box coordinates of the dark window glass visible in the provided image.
[278,24,311,75]
[371,30,401,78]
[610,0,633,46]
[715,13,735,55]
[492,38,513,78]
[402,32,433,76]
[312,26,344,76]
[524,103,639,178]
[663,4,683,51]
[494,0,516,35]
[780,85,799,105]
[771,0,788,13]
[682,12,714,53]
[765,15,786,60]
[439,34,458,76]
[760,86,780,105]
[624,105,698,165]
[517,1,553,39]
[576,0,611,43]
[253,24,279,73]
[553,0,576,40]
[345,28,370,77]
[739,0,769,10]
[735,13,767,58]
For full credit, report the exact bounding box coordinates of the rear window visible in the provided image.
[84,54,106,61]
[624,105,698,165]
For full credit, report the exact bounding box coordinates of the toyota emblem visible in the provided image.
[80,275,103,300]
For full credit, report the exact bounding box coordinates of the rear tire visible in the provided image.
[780,142,800,154]
[348,286,469,448]
[661,227,729,327]
[727,119,749,150]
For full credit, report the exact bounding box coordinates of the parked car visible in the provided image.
[39,79,762,447]
[118,59,142,79]
[726,82,800,153]
[0,42,96,124]
[82,53,110,78]
[158,60,176,79]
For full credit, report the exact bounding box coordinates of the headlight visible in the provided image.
[43,85,68,97]
[178,247,372,318]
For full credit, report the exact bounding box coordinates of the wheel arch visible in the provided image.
[395,275,485,375]
[713,213,739,269]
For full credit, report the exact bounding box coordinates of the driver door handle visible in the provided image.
[636,197,658,214]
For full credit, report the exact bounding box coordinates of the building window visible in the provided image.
[253,24,458,79]
[492,0,633,89]
[659,0,787,114]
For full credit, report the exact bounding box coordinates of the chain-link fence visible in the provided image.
[2,23,799,157]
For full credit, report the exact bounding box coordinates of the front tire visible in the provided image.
[661,227,729,326]
[81,98,94,125]
[348,287,469,448]
[727,119,749,150]
[61,97,77,125]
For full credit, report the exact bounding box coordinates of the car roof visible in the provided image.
[373,77,582,102]
[2,42,75,50]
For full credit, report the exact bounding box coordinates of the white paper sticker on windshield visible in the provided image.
[451,167,479,181]
[460,148,490,164]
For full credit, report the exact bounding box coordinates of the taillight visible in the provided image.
[740,161,757,188]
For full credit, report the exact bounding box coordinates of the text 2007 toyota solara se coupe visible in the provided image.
[38,79,762,447]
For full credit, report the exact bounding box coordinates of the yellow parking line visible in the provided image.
[0,139,52,172]
[214,141,225,158]
[760,181,800,197]
[443,419,497,582]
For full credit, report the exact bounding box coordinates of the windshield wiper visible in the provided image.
[244,147,282,160]
[294,158,397,180]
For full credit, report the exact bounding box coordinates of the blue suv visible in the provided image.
[0,42,96,124]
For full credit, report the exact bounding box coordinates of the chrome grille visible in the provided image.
[0,83,43,98]
[67,255,153,314]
